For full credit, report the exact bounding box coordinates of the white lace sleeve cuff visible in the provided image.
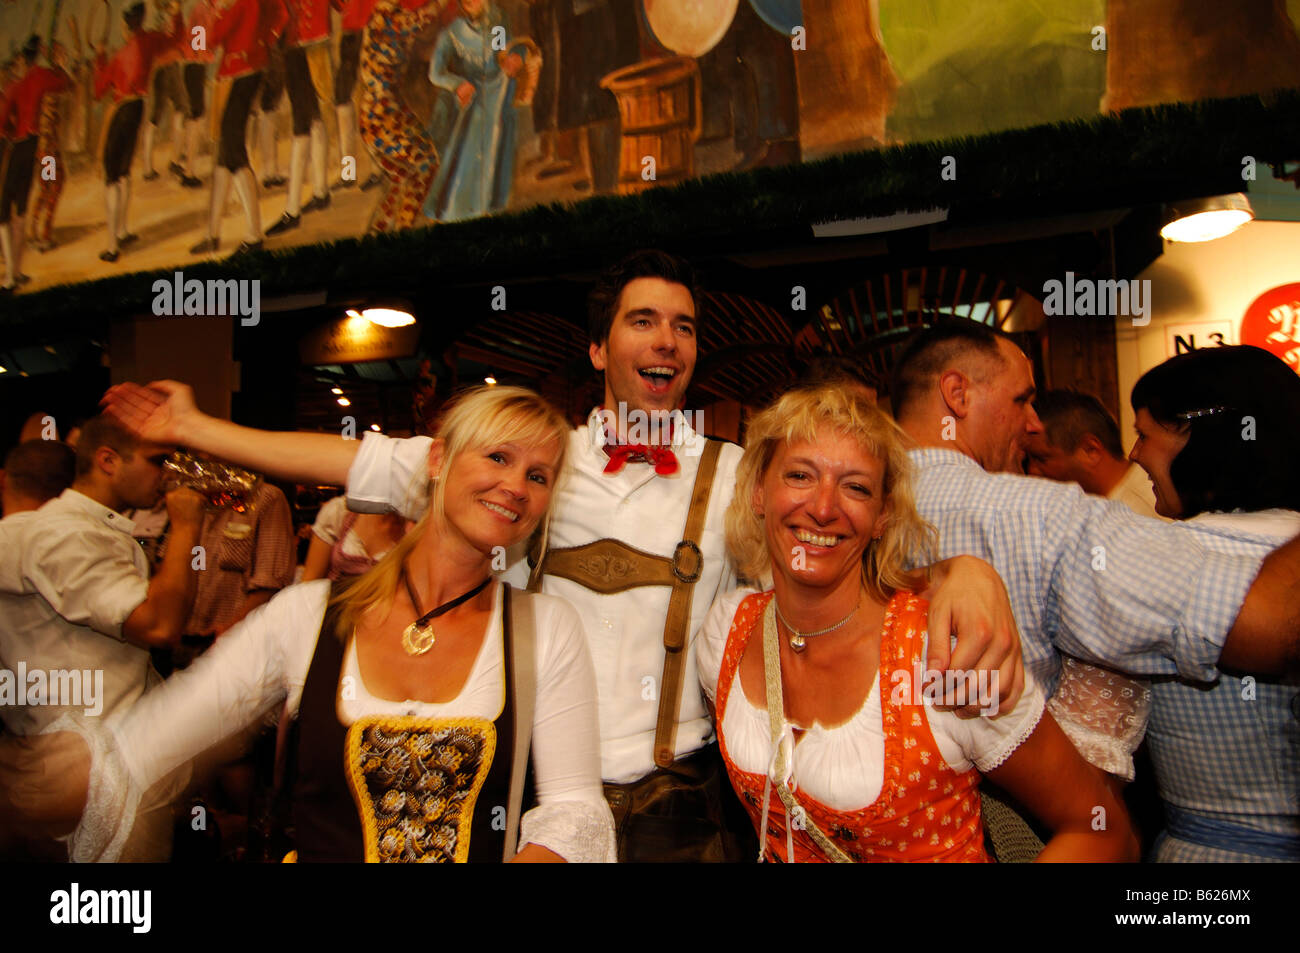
[1046,656,1152,782]
[517,799,617,863]
[972,686,1045,774]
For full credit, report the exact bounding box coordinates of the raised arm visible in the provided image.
[102,381,362,485]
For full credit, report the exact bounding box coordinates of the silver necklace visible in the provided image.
[772,595,860,652]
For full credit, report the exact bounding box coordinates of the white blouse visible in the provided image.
[311,495,394,563]
[66,579,615,862]
[696,589,1045,812]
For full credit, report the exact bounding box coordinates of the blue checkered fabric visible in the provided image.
[906,449,1265,695]
[908,449,1297,860]
[1144,514,1300,856]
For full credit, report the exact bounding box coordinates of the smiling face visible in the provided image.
[589,277,697,417]
[433,437,561,555]
[1129,407,1189,518]
[753,429,891,591]
[967,337,1044,473]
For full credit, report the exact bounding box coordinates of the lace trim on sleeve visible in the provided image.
[45,715,142,863]
[1046,656,1152,782]
[972,688,1045,775]
[517,799,617,863]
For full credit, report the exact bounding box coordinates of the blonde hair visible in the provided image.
[724,384,936,602]
[330,385,569,634]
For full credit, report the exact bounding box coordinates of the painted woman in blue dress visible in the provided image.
[424,0,523,222]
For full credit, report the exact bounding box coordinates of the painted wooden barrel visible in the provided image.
[599,56,702,195]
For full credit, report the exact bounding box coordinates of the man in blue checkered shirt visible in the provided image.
[890,323,1299,700]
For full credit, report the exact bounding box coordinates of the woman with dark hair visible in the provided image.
[1131,345,1300,518]
[1129,345,1300,862]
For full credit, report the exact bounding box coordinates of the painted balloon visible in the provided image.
[642,0,740,57]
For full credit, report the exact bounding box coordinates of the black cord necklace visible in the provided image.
[399,568,492,656]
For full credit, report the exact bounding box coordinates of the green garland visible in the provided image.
[4,87,1297,332]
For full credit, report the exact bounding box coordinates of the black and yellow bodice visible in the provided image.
[287,591,520,863]
[346,716,497,863]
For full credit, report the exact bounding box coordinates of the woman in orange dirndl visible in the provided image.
[698,384,1138,863]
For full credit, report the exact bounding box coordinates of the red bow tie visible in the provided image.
[603,443,679,476]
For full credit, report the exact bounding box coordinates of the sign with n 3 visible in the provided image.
[1164,321,1233,358]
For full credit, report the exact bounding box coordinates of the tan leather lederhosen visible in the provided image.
[529,440,723,769]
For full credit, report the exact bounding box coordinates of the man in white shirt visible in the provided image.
[0,415,203,859]
[99,253,1026,860]
[1025,389,1161,519]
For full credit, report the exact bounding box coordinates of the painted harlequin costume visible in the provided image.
[359,0,443,231]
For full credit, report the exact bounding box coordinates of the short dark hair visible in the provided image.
[124,3,146,30]
[1130,345,1300,516]
[4,440,76,503]
[890,321,1010,419]
[75,415,142,476]
[1034,389,1124,459]
[21,35,40,62]
[586,249,700,345]
[796,354,878,392]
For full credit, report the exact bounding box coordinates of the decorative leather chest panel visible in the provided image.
[344,716,497,863]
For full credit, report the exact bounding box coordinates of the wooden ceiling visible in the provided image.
[291,264,1055,435]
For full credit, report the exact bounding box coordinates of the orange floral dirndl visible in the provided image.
[716,591,989,863]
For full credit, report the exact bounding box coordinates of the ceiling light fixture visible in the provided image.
[331,387,343,395]
[484,376,497,386]
[337,397,351,407]
[1160,193,1255,243]
[345,302,416,327]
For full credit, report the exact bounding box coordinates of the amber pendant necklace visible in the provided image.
[400,569,492,656]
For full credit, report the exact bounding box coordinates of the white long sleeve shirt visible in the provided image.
[346,411,743,783]
[71,579,614,863]
[0,490,157,734]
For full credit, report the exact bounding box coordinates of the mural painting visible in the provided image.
[0,0,1297,296]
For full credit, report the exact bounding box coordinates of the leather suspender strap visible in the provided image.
[653,439,723,769]
[761,600,853,863]
[502,583,536,861]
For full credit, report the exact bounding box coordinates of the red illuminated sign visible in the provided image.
[1240,283,1300,373]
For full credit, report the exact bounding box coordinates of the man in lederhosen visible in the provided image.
[0,36,69,291]
[101,250,1025,862]
[329,0,382,192]
[264,0,334,235]
[188,0,290,254]
[92,1,184,262]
